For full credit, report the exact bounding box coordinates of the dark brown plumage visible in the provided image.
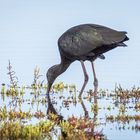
[46,24,129,97]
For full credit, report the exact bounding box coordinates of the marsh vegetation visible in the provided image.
[0,62,140,140]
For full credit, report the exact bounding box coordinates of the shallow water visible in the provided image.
[0,85,140,140]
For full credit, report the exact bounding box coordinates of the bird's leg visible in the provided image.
[78,61,89,98]
[81,99,89,118]
[91,61,98,97]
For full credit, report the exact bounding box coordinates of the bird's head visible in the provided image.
[46,65,59,93]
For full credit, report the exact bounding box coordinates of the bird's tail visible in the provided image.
[117,33,129,47]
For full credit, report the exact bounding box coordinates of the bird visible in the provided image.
[46,24,129,98]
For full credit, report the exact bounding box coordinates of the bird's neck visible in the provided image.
[57,57,72,75]
[46,57,72,94]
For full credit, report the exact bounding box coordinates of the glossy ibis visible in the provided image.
[46,24,129,98]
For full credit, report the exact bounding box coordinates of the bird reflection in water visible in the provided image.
[46,93,105,140]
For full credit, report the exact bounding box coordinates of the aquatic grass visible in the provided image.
[115,85,140,99]
[0,84,140,139]
[0,64,140,139]
[135,103,140,111]
[91,103,99,114]
[1,83,5,94]
[59,116,104,140]
[0,120,55,140]
[106,115,140,123]
[0,107,32,121]
[7,60,18,89]
[33,66,44,88]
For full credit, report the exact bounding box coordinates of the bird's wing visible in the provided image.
[90,24,127,45]
[58,24,127,57]
[58,25,103,56]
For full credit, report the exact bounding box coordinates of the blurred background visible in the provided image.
[0,0,139,90]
